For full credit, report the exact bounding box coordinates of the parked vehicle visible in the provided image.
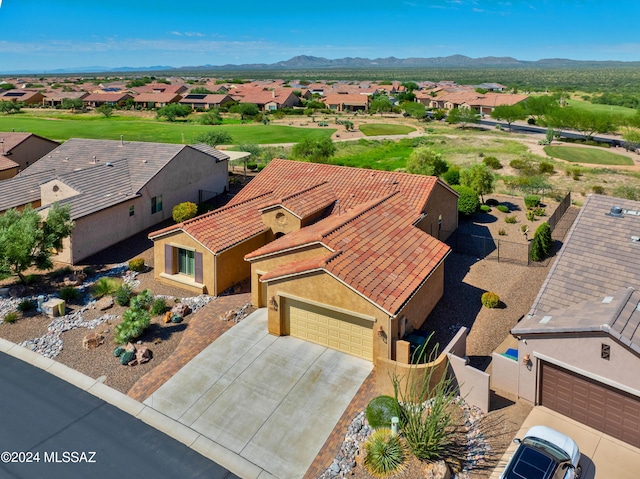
[500,426,581,479]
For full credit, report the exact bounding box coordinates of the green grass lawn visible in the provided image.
[358,123,416,136]
[568,99,638,118]
[0,114,334,144]
[544,145,633,165]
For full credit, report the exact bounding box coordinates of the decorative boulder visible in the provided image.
[171,314,183,323]
[83,333,104,349]
[163,311,172,324]
[129,346,152,366]
[171,303,191,317]
[423,460,452,479]
[95,296,114,311]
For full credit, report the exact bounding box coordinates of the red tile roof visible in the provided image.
[257,192,450,315]
[260,181,337,220]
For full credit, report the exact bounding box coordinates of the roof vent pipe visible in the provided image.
[608,206,623,217]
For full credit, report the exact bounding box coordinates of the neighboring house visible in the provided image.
[463,93,528,115]
[234,89,300,111]
[179,94,234,110]
[322,93,370,112]
[13,139,229,264]
[130,83,188,95]
[82,92,133,108]
[132,92,183,109]
[0,89,45,105]
[149,159,458,363]
[0,132,59,179]
[41,91,89,108]
[507,194,640,448]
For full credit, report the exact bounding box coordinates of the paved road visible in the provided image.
[0,352,238,479]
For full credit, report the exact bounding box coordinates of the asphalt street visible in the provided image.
[0,351,239,479]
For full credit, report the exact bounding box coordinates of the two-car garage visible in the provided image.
[285,298,374,361]
[539,361,640,448]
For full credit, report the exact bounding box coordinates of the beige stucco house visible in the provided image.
[10,138,229,264]
[501,195,640,448]
[150,159,458,363]
[0,132,59,179]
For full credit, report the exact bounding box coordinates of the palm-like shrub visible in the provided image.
[59,286,79,302]
[363,428,408,477]
[92,277,120,298]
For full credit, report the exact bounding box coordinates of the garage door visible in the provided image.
[286,299,373,361]
[540,361,640,447]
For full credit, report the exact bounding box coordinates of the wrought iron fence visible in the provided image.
[442,231,532,266]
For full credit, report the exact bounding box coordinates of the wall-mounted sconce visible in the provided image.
[377,325,384,337]
[268,296,278,312]
[522,353,532,371]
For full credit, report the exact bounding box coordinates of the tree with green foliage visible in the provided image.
[190,86,213,95]
[446,107,479,129]
[292,138,336,164]
[452,185,480,215]
[406,147,448,177]
[156,103,192,122]
[523,95,558,122]
[61,98,84,112]
[230,103,260,120]
[0,101,23,114]
[195,130,233,147]
[442,166,460,185]
[396,91,416,103]
[530,222,552,261]
[401,81,419,92]
[491,104,527,130]
[0,83,16,90]
[199,109,223,125]
[172,202,198,223]
[369,95,393,115]
[95,104,113,118]
[0,204,74,283]
[401,101,426,119]
[570,108,619,140]
[460,163,494,203]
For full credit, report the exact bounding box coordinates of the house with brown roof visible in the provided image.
[130,83,187,95]
[499,194,640,448]
[82,92,133,108]
[0,89,45,105]
[0,132,59,180]
[41,90,89,108]
[132,92,183,109]
[149,159,458,363]
[179,94,234,110]
[322,93,370,112]
[9,139,229,264]
[234,89,300,111]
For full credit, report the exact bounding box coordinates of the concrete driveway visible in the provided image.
[490,406,640,479]
[144,308,373,479]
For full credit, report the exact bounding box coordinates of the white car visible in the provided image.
[500,426,581,479]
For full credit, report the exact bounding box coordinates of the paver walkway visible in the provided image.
[128,293,251,401]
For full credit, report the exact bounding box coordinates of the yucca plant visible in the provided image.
[363,428,408,477]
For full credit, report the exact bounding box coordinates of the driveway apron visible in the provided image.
[144,308,373,479]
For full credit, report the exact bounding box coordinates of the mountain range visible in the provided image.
[6,55,640,75]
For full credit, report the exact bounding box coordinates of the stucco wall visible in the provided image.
[249,243,331,306]
[11,136,59,171]
[0,167,18,180]
[215,232,268,295]
[260,207,302,236]
[264,271,390,360]
[422,181,459,240]
[491,352,519,396]
[40,179,79,206]
[395,262,445,336]
[375,353,449,397]
[516,333,640,403]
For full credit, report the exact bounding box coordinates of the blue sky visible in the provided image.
[0,0,638,73]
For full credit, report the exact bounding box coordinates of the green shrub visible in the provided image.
[114,308,151,344]
[524,195,541,208]
[480,204,491,213]
[366,396,401,430]
[130,289,154,311]
[505,215,517,224]
[114,283,132,307]
[530,222,553,262]
[246,162,258,171]
[113,346,125,357]
[3,312,18,323]
[150,298,167,316]
[533,207,546,216]
[496,204,510,213]
[498,228,506,236]
[172,201,198,223]
[526,210,536,221]
[59,286,79,302]
[481,292,501,308]
[538,161,554,174]
[363,428,407,478]
[92,277,120,298]
[119,350,135,365]
[483,156,502,169]
[510,158,532,171]
[17,299,35,312]
[451,185,479,216]
[442,166,460,186]
[128,257,146,272]
[591,185,605,195]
